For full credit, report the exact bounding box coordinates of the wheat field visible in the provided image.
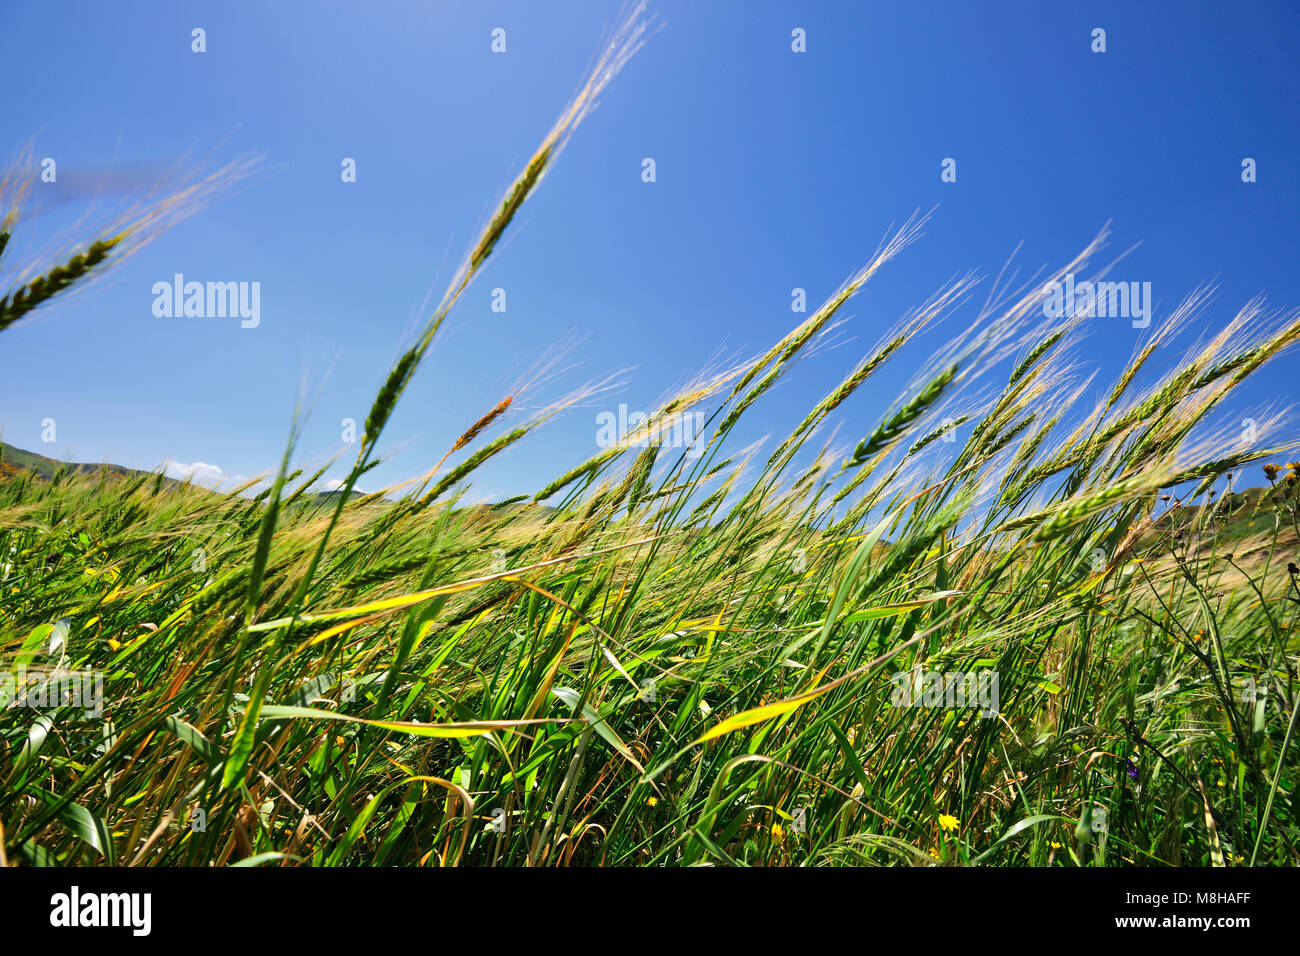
[1,6,1298,869]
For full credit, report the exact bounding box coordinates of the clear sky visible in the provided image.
[1,0,1298,498]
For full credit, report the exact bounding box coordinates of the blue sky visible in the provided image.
[1,0,1298,498]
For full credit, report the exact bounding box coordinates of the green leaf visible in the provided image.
[161,715,219,765]
[972,813,1066,864]
[828,720,872,798]
[552,687,643,772]
[232,852,296,867]
[36,790,114,864]
[221,668,275,790]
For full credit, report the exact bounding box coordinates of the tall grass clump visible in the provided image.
[2,5,1298,867]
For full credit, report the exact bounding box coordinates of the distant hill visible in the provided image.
[3,440,1288,538]
[1151,486,1289,542]
[0,442,389,504]
[298,487,366,505]
[0,441,166,483]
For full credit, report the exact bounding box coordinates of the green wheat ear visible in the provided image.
[847,362,958,466]
[0,235,123,333]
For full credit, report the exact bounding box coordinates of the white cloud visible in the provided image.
[322,478,365,493]
[162,459,226,488]
[159,461,355,497]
